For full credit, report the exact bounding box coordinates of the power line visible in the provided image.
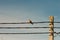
[0,32,55,34]
[0,32,59,34]
[0,27,59,29]
[0,32,60,34]
[0,21,48,24]
[0,21,60,24]
[0,27,49,29]
[0,16,60,40]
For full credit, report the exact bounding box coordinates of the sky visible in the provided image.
[0,0,60,40]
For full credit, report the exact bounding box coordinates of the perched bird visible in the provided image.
[28,19,33,24]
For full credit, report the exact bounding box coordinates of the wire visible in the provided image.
[0,21,60,24]
[0,32,57,34]
[0,32,49,34]
[0,27,49,29]
[56,32,60,34]
[0,27,60,29]
[0,21,48,24]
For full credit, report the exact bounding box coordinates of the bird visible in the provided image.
[28,19,33,25]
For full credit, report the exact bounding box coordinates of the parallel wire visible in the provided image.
[0,21,60,24]
[0,21,60,34]
[0,27,59,29]
[0,27,49,29]
[0,32,49,34]
[0,32,58,34]
[0,21,48,24]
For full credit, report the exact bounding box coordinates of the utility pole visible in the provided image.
[49,16,54,40]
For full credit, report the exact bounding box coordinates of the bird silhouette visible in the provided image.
[28,19,33,25]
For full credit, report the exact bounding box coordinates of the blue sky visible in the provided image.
[0,0,60,40]
[0,0,60,21]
